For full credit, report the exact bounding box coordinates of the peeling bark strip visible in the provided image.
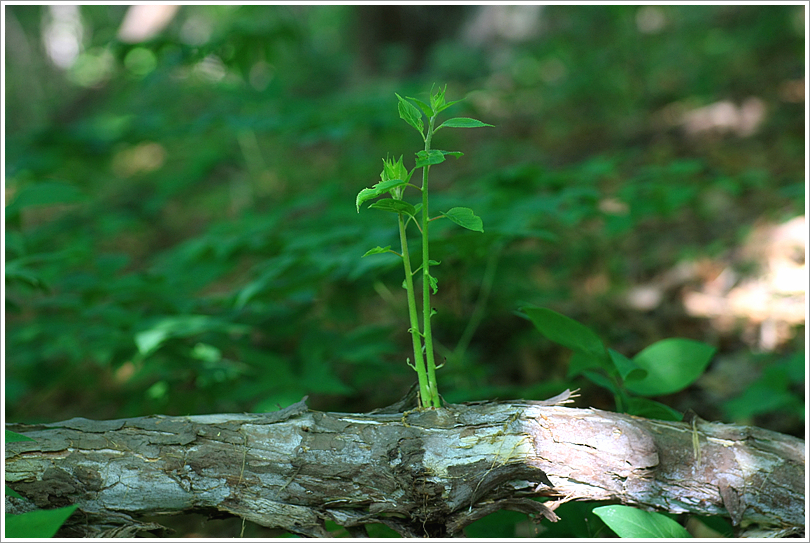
[5,395,804,537]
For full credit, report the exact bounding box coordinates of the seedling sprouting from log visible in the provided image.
[356,85,492,408]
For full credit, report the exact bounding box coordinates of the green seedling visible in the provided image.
[356,85,492,408]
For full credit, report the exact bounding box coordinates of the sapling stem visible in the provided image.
[398,213,431,406]
[420,114,441,408]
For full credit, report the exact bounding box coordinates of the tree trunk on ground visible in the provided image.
[5,392,805,537]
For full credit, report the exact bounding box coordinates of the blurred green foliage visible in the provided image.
[4,5,805,536]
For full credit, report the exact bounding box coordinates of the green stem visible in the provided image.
[421,115,441,408]
[398,213,430,407]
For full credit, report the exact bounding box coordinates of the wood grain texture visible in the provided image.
[6,396,804,537]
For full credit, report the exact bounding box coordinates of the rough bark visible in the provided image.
[5,392,804,537]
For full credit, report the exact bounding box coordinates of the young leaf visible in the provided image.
[430,84,446,111]
[435,117,494,131]
[441,207,484,232]
[407,96,433,117]
[381,155,412,184]
[522,306,608,364]
[356,178,409,212]
[625,338,716,396]
[435,98,464,114]
[369,199,417,217]
[593,505,692,538]
[439,150,464,159]
[415,149,446,168]
[396,93,424,134]
[362,246,394,257]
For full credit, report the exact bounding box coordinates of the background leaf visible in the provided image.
[523,306,608,364]
[609,348,647,382]
[626,397,684,421]
[625,339,716,396]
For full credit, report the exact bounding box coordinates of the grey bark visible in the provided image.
[5,392,804,537]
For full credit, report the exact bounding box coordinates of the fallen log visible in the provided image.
[5,392,804,537]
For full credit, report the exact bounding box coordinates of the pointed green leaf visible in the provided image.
[436,117,494,131]
[625,338,716,396]
[439,150,464,159]
[362,246,393,257]
[593,505,692,538]
[415,149,446,168]
[522,306,608,364]
[381,155,412,184]
[430,84,446,111]
[356,178,408,211]
[441,207,484,232]
[5,504,79,538]
[396,93,423,134]
[608,348,647,382]
[369,199,417,217]
[6,430,36,443]
[407,96,433,117]
[435,98,464,114]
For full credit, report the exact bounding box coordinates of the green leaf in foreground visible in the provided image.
[435,117,494,131]
[441,207,484,232]
[6,485,23,498]
[593,505,691,538]
[625,338,716,396]
[6,430,36,443]
[5,505,79,538]
[522,306,608,364]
